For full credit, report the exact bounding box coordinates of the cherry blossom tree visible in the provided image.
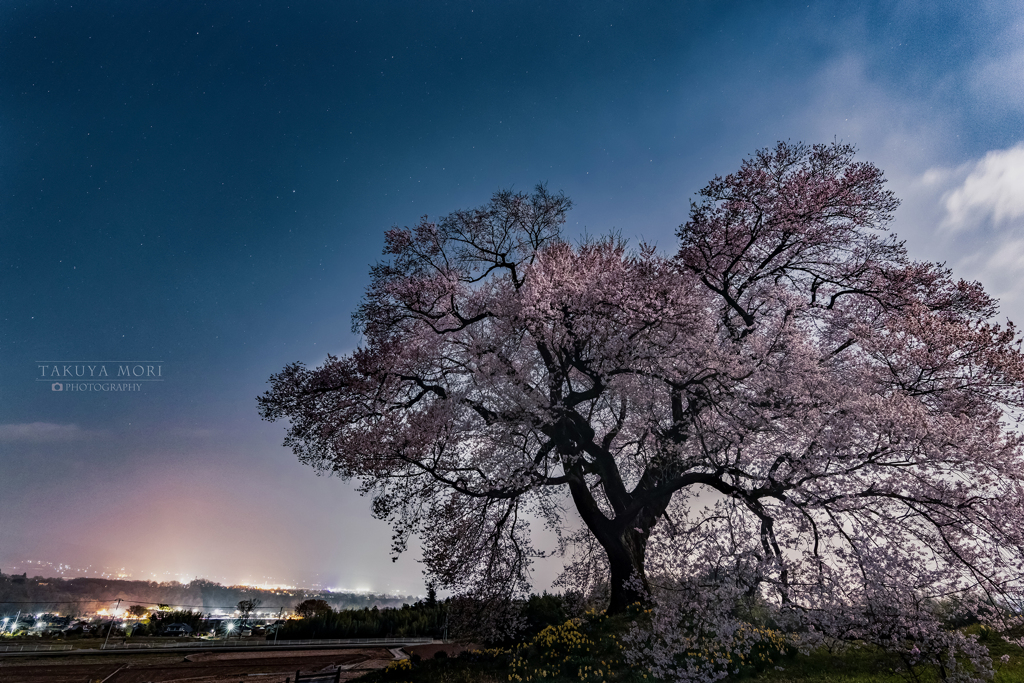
[258,144,1024,670]
[623,142,1024,681]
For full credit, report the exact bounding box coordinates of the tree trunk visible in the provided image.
[604,528,651,614]
[565,471,658,615]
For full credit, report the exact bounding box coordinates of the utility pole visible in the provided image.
[102,599,122,650]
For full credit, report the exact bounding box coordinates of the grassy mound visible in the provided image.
[353,615,1024,683]
[358,611,648,683]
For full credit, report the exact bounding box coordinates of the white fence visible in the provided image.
[0,637,433,653]
[0,644,75,652]
[101,636,433,650]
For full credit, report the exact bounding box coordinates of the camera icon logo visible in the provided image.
[51,382,63,391]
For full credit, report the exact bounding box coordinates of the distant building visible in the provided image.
[163,623,194,636]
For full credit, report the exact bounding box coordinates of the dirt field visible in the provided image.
[0,647,396,682]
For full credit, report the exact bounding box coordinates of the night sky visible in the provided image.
[2,1,1022,592]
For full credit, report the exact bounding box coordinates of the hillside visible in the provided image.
[0,572,414,615]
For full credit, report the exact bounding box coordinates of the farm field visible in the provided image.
[0,647,395,682]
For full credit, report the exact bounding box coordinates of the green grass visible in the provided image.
[753,631,1024,683]
[353,620,1024,683]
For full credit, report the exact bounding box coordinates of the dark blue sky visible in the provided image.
[2,1,1022,591]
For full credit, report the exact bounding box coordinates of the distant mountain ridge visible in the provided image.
[0,572,415,615]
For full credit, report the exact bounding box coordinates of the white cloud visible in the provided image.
[798,54,952,172]
[0,422,97,442]
[904,142,1024,318]
[942,144,1024,231]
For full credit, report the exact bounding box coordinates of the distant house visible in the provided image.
[163,623,194,636]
